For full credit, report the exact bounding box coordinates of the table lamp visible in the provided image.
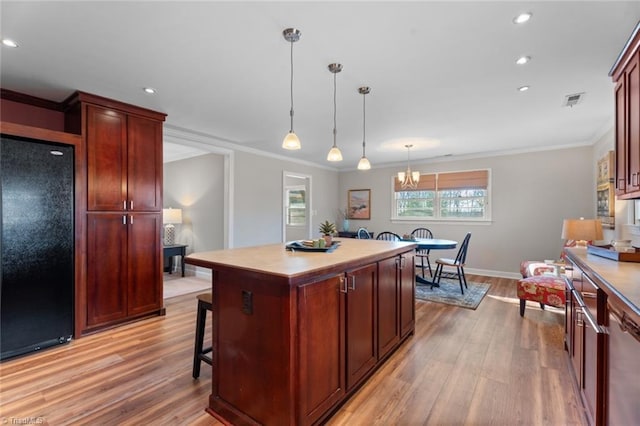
[163,208,182,245]
[561,218,603,247]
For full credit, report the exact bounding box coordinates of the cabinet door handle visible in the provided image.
[610,304,640,343]
[123,200,127,210]
[338,276,347,294]
[122,215,127,225]
[576,307,584,327]
[618,178,625,190]
[347,276,356,291]
[130,200,134,210]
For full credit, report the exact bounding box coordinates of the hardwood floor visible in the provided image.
[0,275,586,425]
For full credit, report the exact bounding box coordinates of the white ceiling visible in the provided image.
[1,1,639,169]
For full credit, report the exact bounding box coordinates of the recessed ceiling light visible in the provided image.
[516,56,531,65]
[517,85,530,92]
[513,12,532,24]
[143,87,156,94]
[2,38,19,48]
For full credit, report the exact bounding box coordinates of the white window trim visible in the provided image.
[390,168,492,222]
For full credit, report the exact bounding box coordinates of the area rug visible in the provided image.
[415,279,491,310]
[163,275,210,299]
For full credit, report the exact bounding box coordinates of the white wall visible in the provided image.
[339,145,595,277]
[164,127,632,277]
[164,153,225,254]
[163,128,340,254]
[232,150,339,247]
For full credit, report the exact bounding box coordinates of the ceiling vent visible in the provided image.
[563,92,585,107]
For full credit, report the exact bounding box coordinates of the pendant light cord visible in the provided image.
[362,93,366,155]
[333,71,337,147]
[289,40,294,132]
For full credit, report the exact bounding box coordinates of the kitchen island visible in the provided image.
[185,238,417,425]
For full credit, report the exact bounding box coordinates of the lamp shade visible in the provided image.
[561,218,603,245]
[163,208,183,224]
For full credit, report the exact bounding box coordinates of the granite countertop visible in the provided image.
[566,247,640,320]
[185,238,417,278]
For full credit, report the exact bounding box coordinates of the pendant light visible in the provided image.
[357,86,372,170]
[398,144,420,189]
[327,63,343,161]
[282,28,301,150]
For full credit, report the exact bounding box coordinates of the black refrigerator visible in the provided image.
[1,134,74,360]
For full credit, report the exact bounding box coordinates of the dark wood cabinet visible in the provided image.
[87,213,128,326]
[345,263,378,390]
[86,105,162,211]
[377,257,399,360]
[399,252,416,338]
[86,213,162,328]
[611,22,640,199]
[607,299,640,425]
[127,213,163,316]
[565,252,640,425]
[186,240,416,426]
[298,275,346,425]
[378,252,415,360]
[569,288,607,426]
[73,93,166,332]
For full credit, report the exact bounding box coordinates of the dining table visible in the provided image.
[403,237,458,286]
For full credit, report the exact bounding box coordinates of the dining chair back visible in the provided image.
[376,231,401,241]
[357,227,372,239]
[432,232,472,294]
[411,227,434,277]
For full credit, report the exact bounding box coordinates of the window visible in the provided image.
[285,187,306,226]
[393,169,490,221]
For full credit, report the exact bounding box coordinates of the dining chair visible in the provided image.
[357,227,372,239]
[411,227,433,277]
[432,232,472,294]
[376,231,401,241]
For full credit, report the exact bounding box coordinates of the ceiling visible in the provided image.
[2,1,639,169]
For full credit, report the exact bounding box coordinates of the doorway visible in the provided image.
[283,172,312,242]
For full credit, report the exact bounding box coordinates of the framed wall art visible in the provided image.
[348,189,371,220]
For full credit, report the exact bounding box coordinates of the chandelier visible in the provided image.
[397,144,420,189]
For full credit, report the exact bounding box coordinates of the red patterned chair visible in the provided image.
[517,241,575,317]
[517,275,566,316]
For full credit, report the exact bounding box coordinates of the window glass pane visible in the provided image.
[395,191,435,217]
[439,189,487,218]
[392,170,490,220]
[286,188,306,226]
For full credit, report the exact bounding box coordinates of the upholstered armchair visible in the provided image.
[517,241,576,317]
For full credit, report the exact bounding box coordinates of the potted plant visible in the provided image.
[318,220,337,245]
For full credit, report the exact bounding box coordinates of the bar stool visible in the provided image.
[192,292,213,379]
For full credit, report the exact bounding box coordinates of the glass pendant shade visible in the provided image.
[327,145,343,161]
[282,131,301,150]
[358,156,371,170]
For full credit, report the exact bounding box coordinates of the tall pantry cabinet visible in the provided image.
[66,92,167,332]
